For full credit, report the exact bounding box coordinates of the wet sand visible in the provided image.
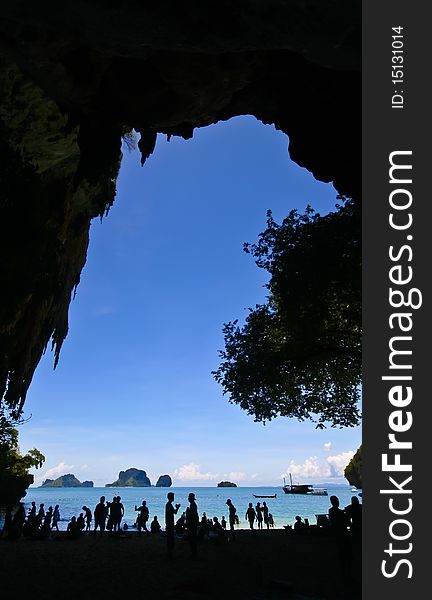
[0,529,361,600]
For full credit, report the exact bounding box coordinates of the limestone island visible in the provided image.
[106,468,151,487]
[344,445,362,489]
[217,481,237,488]
[39,474,94,488]
[155,474,172,487]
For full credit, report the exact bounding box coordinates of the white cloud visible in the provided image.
[326,451,354,477]
[282,456,331,480]
[173,463,218,483]
[282,450,354,481]
[44,462,75,479]
[323,442,332,452]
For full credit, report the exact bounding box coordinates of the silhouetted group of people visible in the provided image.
[244,501,274,531]
[282,495,362,581]
[1,490,361,575]
[1,502,63,540]
[66,496,127,538]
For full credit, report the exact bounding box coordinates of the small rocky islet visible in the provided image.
[39,474,94,488]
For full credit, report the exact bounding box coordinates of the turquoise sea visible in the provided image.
[19,484,359,530]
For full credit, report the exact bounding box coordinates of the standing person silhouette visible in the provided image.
[186,492,199,558]
[255,502,263,530]
[52,505,60,532]
[94,496,108,536]
[226,499,237,541]
[28,502,36,523]
[115,496,125,533]
[262,502,270,529]
[135,500,150,536]
[82,506,92,532]
[36,503,45,527]
[329,495,352,580]
[344,496,362,542]
[245,502,257,531]
[165,492,181,559]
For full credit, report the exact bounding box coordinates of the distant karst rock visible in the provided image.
[155,474,172,487]
[39,474,94,488]
[217,481,237,488]
[106,468,151,487]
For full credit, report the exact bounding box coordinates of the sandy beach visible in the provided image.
[0,529,361,600]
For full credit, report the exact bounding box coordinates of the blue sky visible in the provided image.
[20,116,361,487]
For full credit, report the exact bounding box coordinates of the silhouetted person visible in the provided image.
[94,496,108,535]
[165,492,180,558]
[199,512,210,540]
[66,516,81,539]
[329,495,351,580]
[108,497,118,532]
[294,515,307,534]
[115,496,125,532]
[268,513,275,528]
[255,502,263,530]
[212,517,223,534]
[52,505,60,532]
[245,503,256,531]
[77,513,85,531]
[23,503,37,538]
[221,516,227,530]
[345,496,362,542]
[82,506,92,532]
[28,502,36,523]
[44,506,53,527]
[36,503,45,527]
[38,507,53,539]
[175,513,186,534]
[150,516,161,534]
[262,502,269,529]
[135,500,149,535]
[186,492,199,558]
[226,499,237,541]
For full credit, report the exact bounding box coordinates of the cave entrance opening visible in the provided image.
[22,115,340,485]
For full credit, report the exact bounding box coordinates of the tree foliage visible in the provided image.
[0,411,45,477]
[213,197,361,428]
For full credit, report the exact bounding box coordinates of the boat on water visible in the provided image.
[309,489,329,496]
[253,493,277,499]
[282,474,328,496]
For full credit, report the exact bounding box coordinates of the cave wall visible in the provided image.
[0,1,361,415]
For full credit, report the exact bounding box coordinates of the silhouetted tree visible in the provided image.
[0,418,45,477]
[213,198,361,428]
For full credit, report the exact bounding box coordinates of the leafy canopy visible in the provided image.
[0,410,45,477]
[213,198,361,429]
